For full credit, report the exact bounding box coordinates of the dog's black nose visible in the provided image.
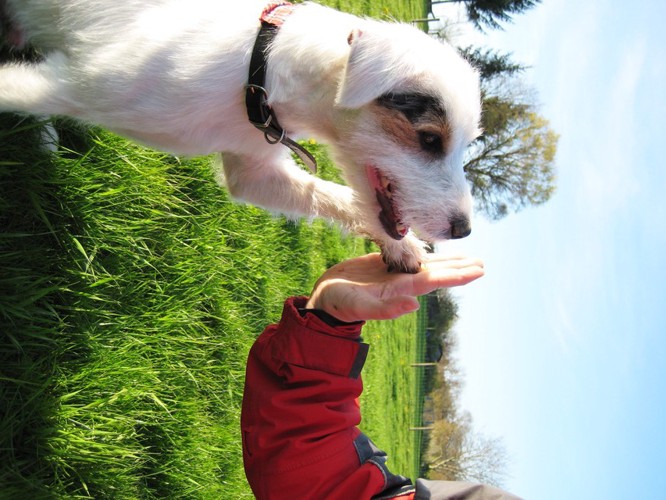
[450,216,472,239]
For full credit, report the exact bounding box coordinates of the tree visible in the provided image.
[460,46,526,82]
[426,412,510,487]
[466,103,558,220]
[431,0,542,31]
[458,47,558,220]
[420,326,508,488]
[426,288,459,337]
[426,419,466,479]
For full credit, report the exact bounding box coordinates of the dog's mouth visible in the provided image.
[366,165,409,240]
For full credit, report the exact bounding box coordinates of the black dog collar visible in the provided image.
[245,2,318,173]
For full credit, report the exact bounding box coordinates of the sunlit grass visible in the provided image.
[0,116,366,496]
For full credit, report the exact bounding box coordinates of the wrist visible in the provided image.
[299,307,362,327]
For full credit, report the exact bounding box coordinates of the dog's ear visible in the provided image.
[335,25,420,109]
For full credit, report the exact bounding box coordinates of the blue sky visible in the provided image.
[433,1,666,498]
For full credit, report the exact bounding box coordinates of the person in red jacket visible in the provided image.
[241,253,521,499]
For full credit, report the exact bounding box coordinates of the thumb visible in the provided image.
[386,296,420,319]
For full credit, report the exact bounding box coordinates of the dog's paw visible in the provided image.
[380,234,427,274]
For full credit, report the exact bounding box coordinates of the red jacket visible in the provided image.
[241,297,521,500]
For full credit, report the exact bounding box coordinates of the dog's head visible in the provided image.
[332,22,481,244]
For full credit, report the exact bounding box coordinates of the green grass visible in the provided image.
[1,118,367,497]
[359,298,428,480]
[1,1,431,496]
[322,0,429,21]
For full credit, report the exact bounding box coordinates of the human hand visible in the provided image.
[305,253,484,322]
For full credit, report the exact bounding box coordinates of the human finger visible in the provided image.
[403,261,485,297]
[421,254,485,270]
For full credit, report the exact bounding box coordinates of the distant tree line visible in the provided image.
[420,289,509,487]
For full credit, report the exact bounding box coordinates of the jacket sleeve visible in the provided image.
[241,296,397,499]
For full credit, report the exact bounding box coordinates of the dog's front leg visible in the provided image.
[219,153,427,273]
[219,152,360,230]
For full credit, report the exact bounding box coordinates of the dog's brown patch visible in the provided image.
[374,105,421,150]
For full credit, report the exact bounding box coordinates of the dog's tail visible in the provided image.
[0,52,77,116]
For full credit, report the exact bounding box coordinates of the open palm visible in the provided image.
[306,253,484,322]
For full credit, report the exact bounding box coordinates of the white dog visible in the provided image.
[0,0,481,273]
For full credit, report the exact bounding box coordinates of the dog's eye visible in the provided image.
[418,131,443,155]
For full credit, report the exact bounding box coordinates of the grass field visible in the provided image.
[323,0,429,20]
[1,1,430,496]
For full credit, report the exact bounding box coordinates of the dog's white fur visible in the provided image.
[0,0,481,272]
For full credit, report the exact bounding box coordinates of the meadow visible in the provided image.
[1,1,431,496]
